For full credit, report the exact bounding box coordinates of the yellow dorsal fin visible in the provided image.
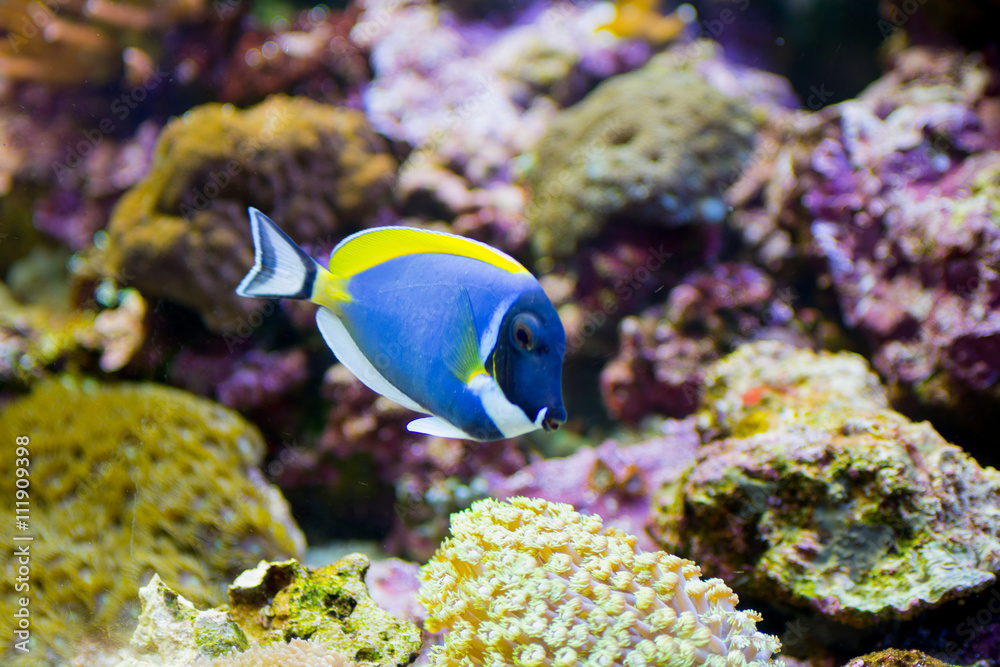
[327,226,528,279]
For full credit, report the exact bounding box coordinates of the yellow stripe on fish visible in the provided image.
[326,226,530,279]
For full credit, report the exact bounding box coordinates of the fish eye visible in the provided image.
[511,313,541,351]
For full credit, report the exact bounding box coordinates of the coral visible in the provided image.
[600,263,823,423]
[0,378,305,662]
[364,559,425,626]
[727,47,1000,416]
[418,496,781,667]
[479,425,700,552]
[0,91,158,268]
[353,0,651,249]
[170,346,309,412]
[227,557,421,666]
[652,341,1000,627]
[0,0,209,87]
[0,278,147,385]
[522,41,768,258]
[844,648,955,667]
[694,340,891,441]
[96,94,396,332]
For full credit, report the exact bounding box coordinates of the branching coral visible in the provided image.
[418,497,780,667]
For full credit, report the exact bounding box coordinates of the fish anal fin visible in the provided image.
[407,416,473,439]
[315,308,427,415]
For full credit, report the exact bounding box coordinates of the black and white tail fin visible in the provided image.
[236,208,319,300]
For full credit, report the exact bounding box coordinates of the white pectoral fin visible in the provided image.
[315,308,428,415]
[406,416,474,439]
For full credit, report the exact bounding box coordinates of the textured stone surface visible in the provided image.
[653,342,1000,627]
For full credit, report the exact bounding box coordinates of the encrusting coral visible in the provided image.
[418,496,780,667]
[0,377,304,663]
[97,94,396,332]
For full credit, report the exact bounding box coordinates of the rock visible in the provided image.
[652,341,1000,627]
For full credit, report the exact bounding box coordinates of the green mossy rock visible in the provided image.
[0,378,305,663]
[228,557,420,666]
[522,41,760,258]
[98,94,396,332]
[845,648,957,667]
[653,341,1000,627]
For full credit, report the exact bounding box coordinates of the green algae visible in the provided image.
[654,342,1000,627]
[522,41,759,258]
[228,557,420,667]
[0,377,304,662]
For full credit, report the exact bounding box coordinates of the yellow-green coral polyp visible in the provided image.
[418,497,780,667]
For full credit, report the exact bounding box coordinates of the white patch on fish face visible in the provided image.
[479,292,519,365]
[469,373,538,438]
[534,407,548,429]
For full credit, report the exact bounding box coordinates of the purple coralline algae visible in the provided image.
[729,47,1000,412]
[599,262,820,423]
[170,346,309,413]
[352,0,653,247]
[652,341,1000,627]
[480,420,700,552]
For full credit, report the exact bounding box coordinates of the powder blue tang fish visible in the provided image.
[236,208,567,441]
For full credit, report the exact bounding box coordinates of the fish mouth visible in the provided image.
[535,407,566,432]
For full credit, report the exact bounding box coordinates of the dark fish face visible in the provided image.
[490,290,567,432]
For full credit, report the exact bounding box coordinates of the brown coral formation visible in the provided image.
[98,95,396,331]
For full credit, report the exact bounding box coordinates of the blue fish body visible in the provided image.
[236,208,566,441]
